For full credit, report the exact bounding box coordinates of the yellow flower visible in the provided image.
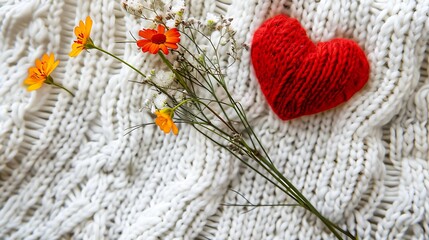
[24,53,59,91]
[69,16,94,57]
[155,108,179,135]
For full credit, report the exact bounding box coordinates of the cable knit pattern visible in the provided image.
[0,0,428,239]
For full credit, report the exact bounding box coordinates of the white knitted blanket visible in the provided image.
[1,0,428,239]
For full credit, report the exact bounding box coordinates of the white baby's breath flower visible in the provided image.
[199,44,209,53]
[154,93,168,109]
[187,17,196,24]
[150,104,156,114]
[166,19,176,28]
[203,13,220,35]
[170,0,185,13]
[151,0,165,11]
[206,13,219,26]
[141,20,157,30]
[122,0,146,16]
[152,70,175,88]
[147,87,159,99]
[141,98,152,111]
[143,99,151,107]
[173,90,185,102]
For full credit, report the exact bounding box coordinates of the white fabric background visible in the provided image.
[0,0,428,239]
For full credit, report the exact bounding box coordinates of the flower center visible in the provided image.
[152,34,167,44]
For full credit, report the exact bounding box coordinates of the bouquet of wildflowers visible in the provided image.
[23,0,357,239]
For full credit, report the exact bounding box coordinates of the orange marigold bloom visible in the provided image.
[69,16,94,57]
[24,53,59,91]
[137,25,180,55]
[155,108,179,135]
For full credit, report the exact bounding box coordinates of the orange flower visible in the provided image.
[155,108,179,135]
[69,16,94,57]
[24,53,59,91]
[137,25,180,55]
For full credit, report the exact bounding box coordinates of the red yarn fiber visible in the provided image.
[251,15,370,120]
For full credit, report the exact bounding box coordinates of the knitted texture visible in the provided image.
[251,15,370,120]
[0,0,429,240]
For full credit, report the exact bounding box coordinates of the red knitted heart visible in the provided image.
[251,15,370,120]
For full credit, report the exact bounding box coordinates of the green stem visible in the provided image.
[46,76,74,97]
[172,98,193,111]
[261,154,353,239]
[222,203,300,207]
[235,125,353,239]
[52,83,75,97]
[92,45,146,78]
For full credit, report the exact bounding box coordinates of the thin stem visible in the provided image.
[172,98,194,111]
[222,203,300,207]
[191,125,292,196]
[47,77,74,97]
[258,154,351,239]
[94,45,182,108]
[92,45,146,78]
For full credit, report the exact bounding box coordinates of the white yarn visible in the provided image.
[0,0,428,240]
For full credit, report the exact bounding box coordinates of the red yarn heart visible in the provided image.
[251,15,370,120]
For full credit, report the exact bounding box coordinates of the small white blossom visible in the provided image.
[187,17,196,24]
[141,20,157,30]
[147,87,159,99]
[141,98,152,111]
[173,90,185,102]
[143,99,151,107]
[206,13,219,26]
[122,0,145,16]
[199,44,209,52]
[150,104,156,114]
[169,0,185,13]
[154,93,168,109]
[152,70,175,87]
[151,0,165,11]
[166,19,176,28]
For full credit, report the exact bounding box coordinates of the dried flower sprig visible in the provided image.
[69,2,358,239]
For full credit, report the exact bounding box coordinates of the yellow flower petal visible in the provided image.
[24,77,40,85]
[69,44,83,57]
[28,66,38,75]
[45,53,59,76]
[35,59,42,70]
[27,82,43,91]
[78,20,85,31]
[74,25,83,38]
[85,16,92,37]
[172,123,179,135]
